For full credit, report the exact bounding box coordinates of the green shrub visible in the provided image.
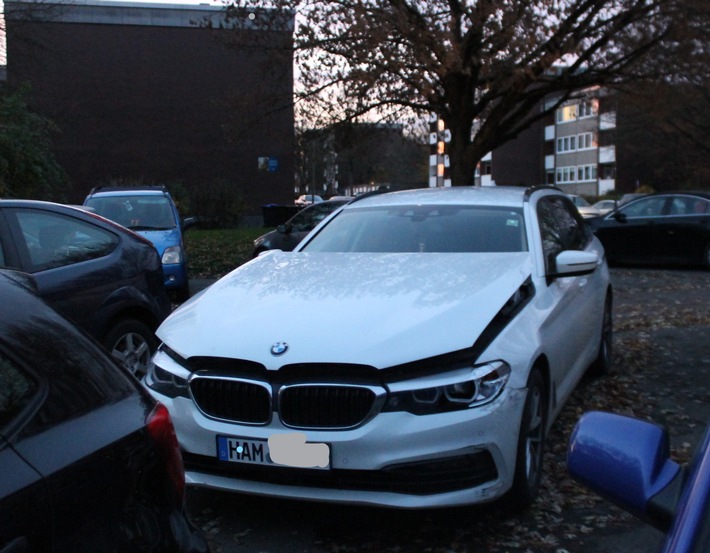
[188,180,246,229]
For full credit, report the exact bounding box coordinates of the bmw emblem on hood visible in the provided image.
[271,342,289,356]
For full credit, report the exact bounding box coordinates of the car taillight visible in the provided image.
[146,402,186,502]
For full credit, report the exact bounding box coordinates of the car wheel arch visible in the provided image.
[514,356,554,428]
[532,357,552,420]
[105,304,160,334]
[100,286,165,326]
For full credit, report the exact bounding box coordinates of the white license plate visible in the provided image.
[217,436,272,466]
[216,434,331,470]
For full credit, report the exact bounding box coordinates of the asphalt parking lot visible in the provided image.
[186,267,710,553]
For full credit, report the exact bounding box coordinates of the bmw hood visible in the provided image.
[158,251,534,369]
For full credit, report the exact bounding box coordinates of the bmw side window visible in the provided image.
[553,198,587,250]
[537,197,586,273]
[0,353,39,432]
[13,210,119,272]
[537,199,563,272]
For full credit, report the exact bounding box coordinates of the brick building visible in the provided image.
[4,0,295,215]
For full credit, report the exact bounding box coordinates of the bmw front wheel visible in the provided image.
[506,367,547,510]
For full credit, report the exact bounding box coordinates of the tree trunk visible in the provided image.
[447,119,478,186]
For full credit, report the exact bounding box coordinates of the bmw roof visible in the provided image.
[346,186,550,210]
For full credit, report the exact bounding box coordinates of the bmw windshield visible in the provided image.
[301,205,527,253]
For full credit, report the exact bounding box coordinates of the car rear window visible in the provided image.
[303,205,527,253]
[0,318,137,438]
[86,196,176,230]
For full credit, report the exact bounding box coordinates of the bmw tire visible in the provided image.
[589,294,613,377]
[506,367,547,510]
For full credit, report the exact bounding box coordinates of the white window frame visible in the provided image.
[578,132,594,150]
[557,132,596,153]
[556,100,598,124]
[556,164,598,184]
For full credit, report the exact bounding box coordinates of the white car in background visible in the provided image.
[295,194,323,207]
[145,186,612,509]
[592,199,618,215]
[568,194,602,218]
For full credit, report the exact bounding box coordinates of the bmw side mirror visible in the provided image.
[568,411,683,531]
[613,212,627,223]
[551,250,599,278]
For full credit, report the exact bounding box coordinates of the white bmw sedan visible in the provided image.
[145,186,612,509]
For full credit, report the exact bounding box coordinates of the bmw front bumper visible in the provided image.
[151,386,527,508]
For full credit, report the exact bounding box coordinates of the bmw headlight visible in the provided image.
[384,361,511,415]
[162,245,183,265]
[144,346,190,398]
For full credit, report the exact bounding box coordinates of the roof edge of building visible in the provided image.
[4,0,294,31]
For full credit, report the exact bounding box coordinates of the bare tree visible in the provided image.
[225,0,708,185]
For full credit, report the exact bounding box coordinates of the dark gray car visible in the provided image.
[0,200,172,376]
[589,191,710,269]
[252,199,349,257]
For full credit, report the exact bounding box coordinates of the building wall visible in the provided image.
[5,1,295,213]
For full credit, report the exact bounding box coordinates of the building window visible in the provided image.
[578,132,594,150]
[557,132,595,153]
[556,100,598,124]
[556,164,597,184]
[578,100,598,119]
[556,105,577,123]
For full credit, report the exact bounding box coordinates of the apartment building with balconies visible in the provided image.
[487,88,619,197]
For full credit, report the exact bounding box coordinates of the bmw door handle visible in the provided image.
[0,537,28,553]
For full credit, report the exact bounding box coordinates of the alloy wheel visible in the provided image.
[111,331,152,378]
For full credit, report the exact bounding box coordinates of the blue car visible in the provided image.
[568,411,710,553]
[84,186,197,302]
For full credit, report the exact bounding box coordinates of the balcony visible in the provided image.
[599,146,616,163]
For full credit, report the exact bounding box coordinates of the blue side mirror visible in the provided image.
[568,411,681,530]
